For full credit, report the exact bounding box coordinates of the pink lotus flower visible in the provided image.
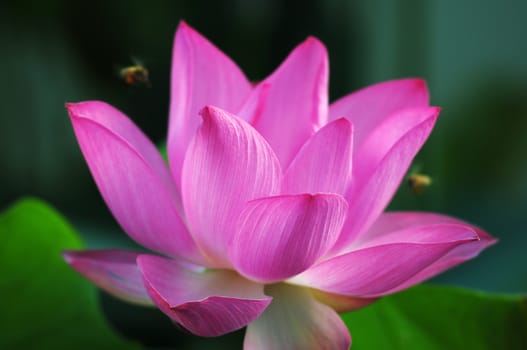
[64,22,495,349]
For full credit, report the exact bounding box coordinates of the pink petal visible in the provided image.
[229,194,348,283]
[330,107,440,253]
[282,118,353,196]
[167,21,252,190]
[137,254,271,337]
[329,78,429,149]
[292,224,479,297]
[251,37,329,167]
[244,283,351,350]
[63,250,151,305]
[237,82,271,123]
[353,107,440,182]
[181,106,282,266]
[356,211,496,246]
[353,212,496,294]
[67,102,206,265]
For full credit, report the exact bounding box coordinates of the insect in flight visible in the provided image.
[119,59,151,87]
[407,173,432,194]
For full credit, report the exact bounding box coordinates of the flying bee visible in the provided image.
[407,173,432,194]
[119,59,150,87]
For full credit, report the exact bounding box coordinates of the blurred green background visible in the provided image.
[1,0,526,348]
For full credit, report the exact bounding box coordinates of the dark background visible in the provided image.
[1,0,526,348]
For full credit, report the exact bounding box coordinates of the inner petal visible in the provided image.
[244,283,351,350]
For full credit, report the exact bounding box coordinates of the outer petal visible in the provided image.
[329,78,429,149]
[182,106,282,266]
[251,37,329,167]
[63,250,151,305]
[67,102,206,265]
[244,283,351,350]
[167,21,252,190]
[229,194,348,283]
[355,212,496,246]
[282,118,353,196]
[331,107,440,253]
[137,255,271,337]
[292,224,479,297]
[352,212,496,294]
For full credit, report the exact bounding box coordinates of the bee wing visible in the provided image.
[131,56,145,66]
[408,163,423,175]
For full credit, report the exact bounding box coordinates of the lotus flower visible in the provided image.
[64,22,495,349]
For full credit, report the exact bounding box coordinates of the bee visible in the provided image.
[119,59,150,87]
[407,173,432,194]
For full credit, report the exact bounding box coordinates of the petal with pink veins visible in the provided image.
[282,118,353,196]
[63,250,151,305]
[67,102,206,265]
[182,106,282,266]
[292,224,479,297]
[167,21,252,190]
[244,283,351,350]
[229,193,348,283]
[237,82,271,123]
[137,254,271,337]
[351,212,496,294]
[353,107,440,182]
[355,211,496,246]
[329,78,429,149]
[251,37,329,167]
[330,107,440,253]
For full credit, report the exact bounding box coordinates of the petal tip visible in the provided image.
[198,105,215,117]
[62,250,75,264]
[174,20,209,46]
[176,20,195,35]
[178,20,189,29]
[430,106,442,117]
[414,78,427,89]
[198,105,240,127]
[65,100,108,120]
[65,102,80,118]
[403,77,427,90]
[333,117,354,131]
[483,236,499,248]
[302,36,328,57]
[198,105,224,123]
[304,35,323,46]
[399,78,429,99]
